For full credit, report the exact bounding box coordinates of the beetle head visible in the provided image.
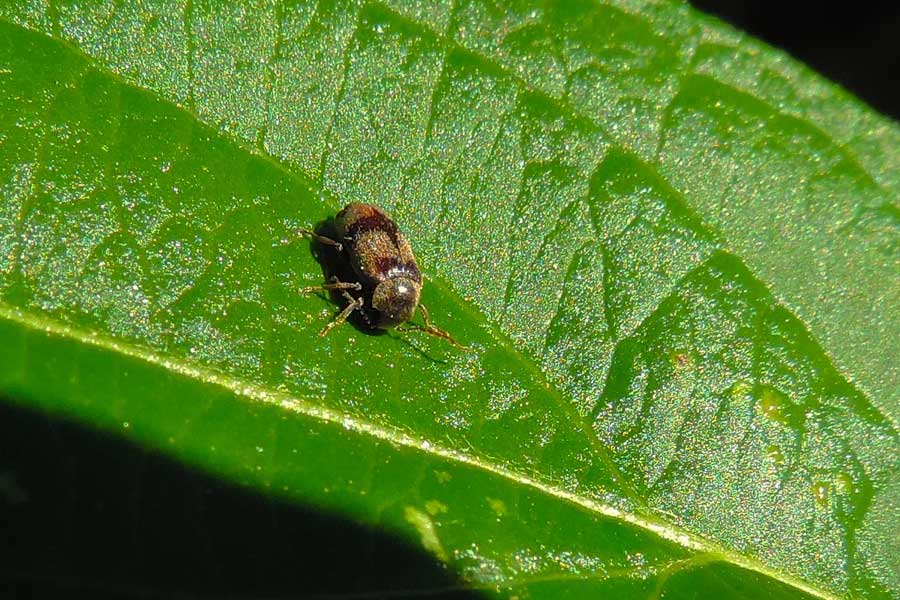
[372,277,420,328]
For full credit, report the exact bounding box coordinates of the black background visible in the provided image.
[0,401,474,599]
[692,1,900,120]
[1,4,897,600]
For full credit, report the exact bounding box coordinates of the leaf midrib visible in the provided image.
[0,303,836,599]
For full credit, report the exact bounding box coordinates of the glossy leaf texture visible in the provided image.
[0,1,898,598]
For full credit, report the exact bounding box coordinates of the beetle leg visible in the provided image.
[319,294,364,337]
[298,228,343,253]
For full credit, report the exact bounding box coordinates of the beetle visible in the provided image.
[300,202,464,349]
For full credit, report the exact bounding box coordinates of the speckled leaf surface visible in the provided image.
[0,1,898,598]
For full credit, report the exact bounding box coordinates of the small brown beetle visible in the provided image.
[300,202,464,349]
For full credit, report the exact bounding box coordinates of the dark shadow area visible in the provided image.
[690,1,900,120]
[0,399,480,599]
[306,218,386,337]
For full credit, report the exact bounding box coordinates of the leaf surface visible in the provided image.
[0,1,898,598]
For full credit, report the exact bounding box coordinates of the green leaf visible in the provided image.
[1,1,898,598]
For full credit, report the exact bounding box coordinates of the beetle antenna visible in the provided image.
[409,304,467,351]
